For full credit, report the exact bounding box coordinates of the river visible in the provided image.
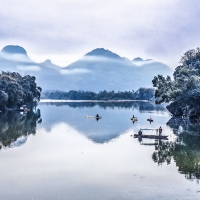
[0,101,199,200]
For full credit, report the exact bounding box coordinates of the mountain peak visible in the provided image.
[132,57,144,62]
[85,48,121,59]
[44,59,52,64]
[1,45,27,55]
[41,59,60,70]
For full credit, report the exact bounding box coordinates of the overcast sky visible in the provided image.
[1,0,200,67]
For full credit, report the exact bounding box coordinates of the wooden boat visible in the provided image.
[85,115,102,119]
[141,143,158,146]
[131,117,138,121]
[133,134,168,140]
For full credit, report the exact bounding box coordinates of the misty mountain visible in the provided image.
[0,45,173,92]
[132,57,153,62]
[132,57,144,62]
[0,45,62,90]
[1,45,33,63]
[85,48,122,59]
[40,59,60,70]
[2,45,27,55]
[61,48,173,91]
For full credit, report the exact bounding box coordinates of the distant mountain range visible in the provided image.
[0,45,173,92]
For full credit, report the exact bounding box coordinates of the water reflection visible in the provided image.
[0,109,41,149]
[167,117,200,136]
[149,117,200,182]
[38,101,167,143]
[1,102,200,199]
[152,140,174,165]
[168,118,200,182]
[41,101,166,111]
[2,102,200,182]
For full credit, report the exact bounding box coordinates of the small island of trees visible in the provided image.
[0,71,42,112]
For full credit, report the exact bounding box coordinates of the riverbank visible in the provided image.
[40,99,150,103]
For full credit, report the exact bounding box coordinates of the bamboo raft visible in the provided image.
[133,134,168,140]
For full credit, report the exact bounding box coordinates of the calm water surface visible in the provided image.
[0,101,200,200]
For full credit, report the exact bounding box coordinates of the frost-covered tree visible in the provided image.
[152,48,200,120]
[152,74,185,104]
[0,71,42,111]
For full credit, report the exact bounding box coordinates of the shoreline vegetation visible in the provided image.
[153,48,200,123]
[41,88,155,101]
[0,71,42,112]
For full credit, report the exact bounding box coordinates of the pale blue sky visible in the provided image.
[0,0,200,67]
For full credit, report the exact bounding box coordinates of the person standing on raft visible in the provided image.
[138,129,142,136]
[159,126,162,136]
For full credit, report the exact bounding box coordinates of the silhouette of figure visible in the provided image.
[159,126,162,136]
[138,129,142,136]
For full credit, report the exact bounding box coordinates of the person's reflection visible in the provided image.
[138,136,142,143]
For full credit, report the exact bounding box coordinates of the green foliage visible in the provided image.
[42,88,155,101]
[134,88,155,100]
[0,71,41,111]
[152,48,200,105]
